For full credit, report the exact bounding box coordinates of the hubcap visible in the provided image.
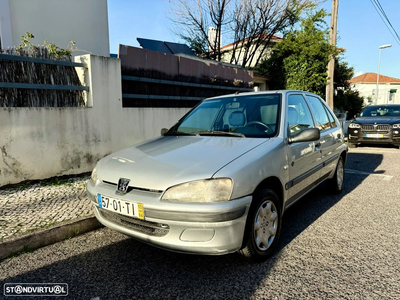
[337,160,344,190]
[254,200,278,251]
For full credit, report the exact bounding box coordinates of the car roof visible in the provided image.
[365,104,400,108]
[205,90,317,101]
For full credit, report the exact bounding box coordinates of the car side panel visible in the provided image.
[319,127,341,177]
[286,139,322,202]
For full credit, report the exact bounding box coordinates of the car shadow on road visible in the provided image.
[278,151,384,250]
[353,143,399,150]
[0,152,385,300]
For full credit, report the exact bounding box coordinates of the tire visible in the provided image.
[239,189,282,262]
[328,156,345,194]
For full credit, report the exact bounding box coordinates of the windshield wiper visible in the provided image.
[163,131,198,136]
[194,130,245,137]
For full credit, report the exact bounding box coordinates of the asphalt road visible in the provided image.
[1,145,399,300]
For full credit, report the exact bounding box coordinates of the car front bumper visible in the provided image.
[348,128,400,146]
[87,180,252,255]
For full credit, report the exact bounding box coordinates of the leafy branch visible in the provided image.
[17,32,76,60]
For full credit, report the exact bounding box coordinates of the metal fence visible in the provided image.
[119,45,254,108]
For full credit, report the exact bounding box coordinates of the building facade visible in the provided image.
[350,73,400,105]
[220,35,282,68]
[0,0,110,57]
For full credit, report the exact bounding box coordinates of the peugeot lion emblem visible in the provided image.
[117,178,130,194]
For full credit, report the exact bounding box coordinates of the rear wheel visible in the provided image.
[240,189,282,262]
[328,156,345,194]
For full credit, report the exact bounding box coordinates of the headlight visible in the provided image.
[90,167,98,185]
[161,178,233,203]
[349,123,361,128]
[392,124,400,129]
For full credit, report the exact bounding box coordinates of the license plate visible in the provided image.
[97,194,144,219]
[366,134,384,138]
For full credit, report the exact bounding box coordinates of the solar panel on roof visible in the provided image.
[137,38,196,56]
[165,42,196,56]
[137,38,173,54]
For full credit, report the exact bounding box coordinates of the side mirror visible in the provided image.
[161,128,169,136]
[354,113,360,119]
[288,128,320,144]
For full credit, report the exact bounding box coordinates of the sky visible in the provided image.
[108,0,400,79]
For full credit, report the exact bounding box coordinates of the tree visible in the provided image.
[333,58,353,91]
[257,9,339,96]
[182,35,210,57]
[169,0,316,66]
[258,10,364,117]
[333,58,364,118]
[334,89,364,119]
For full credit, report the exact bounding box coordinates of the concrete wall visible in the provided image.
[352,83,400,105]
[0,0,110,57]
[0,55,189,187]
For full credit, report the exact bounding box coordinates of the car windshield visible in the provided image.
[361,105,400,117]
[166,94,281,138]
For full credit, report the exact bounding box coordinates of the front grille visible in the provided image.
[361,124,391,132]
[377,125,391,131]
[99,209,170,237]
[361,125,374,131]
[102,180,163,194]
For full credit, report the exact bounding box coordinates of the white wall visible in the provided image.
[0,55,190,187]
[0,0,13,48]
[352,83,400,105]
[0,0,109,57]
[221,40,278,68]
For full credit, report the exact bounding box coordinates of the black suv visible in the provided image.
[348,104,400,148]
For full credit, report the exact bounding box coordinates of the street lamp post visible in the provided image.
[376,44,392,104]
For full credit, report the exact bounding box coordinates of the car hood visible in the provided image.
[353,117,400,125]
[97,136,269,191]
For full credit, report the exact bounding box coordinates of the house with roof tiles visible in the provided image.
[220,35,283,68]
[218,35,282,91]
[350,72,400,105]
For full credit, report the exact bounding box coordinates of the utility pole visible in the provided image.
[326,0,339,110]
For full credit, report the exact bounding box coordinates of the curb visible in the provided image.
[0,216,103,260]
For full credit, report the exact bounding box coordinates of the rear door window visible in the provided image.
[305,96,332,131]
[325,107,337,128]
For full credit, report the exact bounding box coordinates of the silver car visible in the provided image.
[86,90,347,261]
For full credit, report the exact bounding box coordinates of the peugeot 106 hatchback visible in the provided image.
[86,90,348,261]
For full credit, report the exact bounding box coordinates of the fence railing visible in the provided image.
[121,74,254,108]
[0,53,87,68]
[121,75,252,102]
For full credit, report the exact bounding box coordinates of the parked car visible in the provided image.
[86,90,347,261]
[348,104,400,148]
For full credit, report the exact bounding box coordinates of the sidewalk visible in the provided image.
[0,174,101,259]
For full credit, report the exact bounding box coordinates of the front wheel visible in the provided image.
[239,189,282,262]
